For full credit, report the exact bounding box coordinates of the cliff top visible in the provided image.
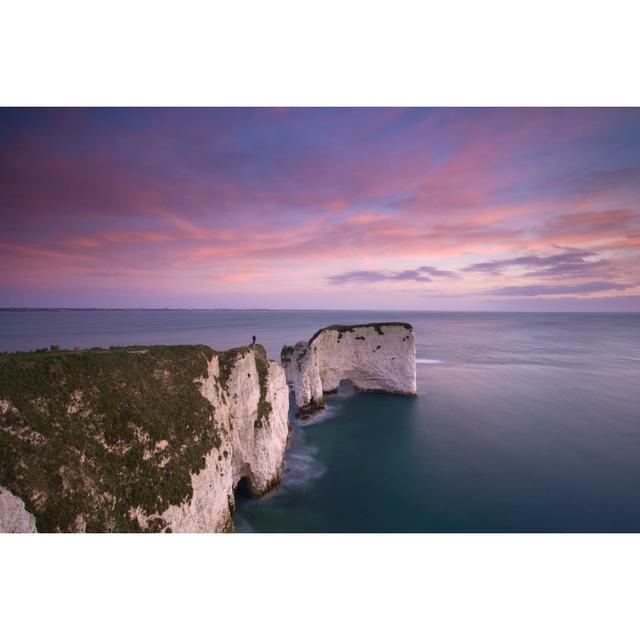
[308,322,413,345]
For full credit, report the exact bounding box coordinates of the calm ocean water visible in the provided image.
[1,309,639,532]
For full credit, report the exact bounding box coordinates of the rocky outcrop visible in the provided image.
[282,322,416,414]
[0,344,289,533]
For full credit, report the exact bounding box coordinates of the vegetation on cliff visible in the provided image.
[308,322,413,344]
[0,344,225,532]
[280,345,294,365]
[214,345,272,430]
[253,349,271,429]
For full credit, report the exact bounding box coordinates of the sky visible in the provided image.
[1,107,639,311]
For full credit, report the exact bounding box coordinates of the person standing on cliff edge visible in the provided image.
[251,335,256,347]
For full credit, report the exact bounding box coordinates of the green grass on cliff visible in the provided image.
[308,322,413,344]
[280,345,294,364]
[253,350,271,429]
[0,345,224,532]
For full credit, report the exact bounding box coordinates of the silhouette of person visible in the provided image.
[251,335,256,346]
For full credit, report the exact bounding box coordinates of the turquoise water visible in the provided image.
[1,309,639,531]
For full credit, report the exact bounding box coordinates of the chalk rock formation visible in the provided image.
[160,347,289,533]
[0,344,289,533]
[0,486,37,533]
[281,323,416,414]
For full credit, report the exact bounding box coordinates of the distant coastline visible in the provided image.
[1,308,638,314]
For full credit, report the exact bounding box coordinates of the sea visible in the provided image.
[1,308,639,532]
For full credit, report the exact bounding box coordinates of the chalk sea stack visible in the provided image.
[281,322,417,416]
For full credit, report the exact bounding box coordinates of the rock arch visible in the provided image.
[281,322,417,415]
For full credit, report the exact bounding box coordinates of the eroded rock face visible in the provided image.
[160,349,289,533]
[0,344,289,533]
[282,323,416,414]
[0,486,37,533]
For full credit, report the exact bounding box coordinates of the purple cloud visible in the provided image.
[463,248,612,278]
[328,265,457,285]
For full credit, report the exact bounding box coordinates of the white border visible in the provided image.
[1,0,639,106]
[1,533,639,639]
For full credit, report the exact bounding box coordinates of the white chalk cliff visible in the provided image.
[159,347,289,532]
[0,345,289,533]
[281,323,416,413]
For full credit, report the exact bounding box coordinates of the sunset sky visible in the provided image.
[1,107,639,310]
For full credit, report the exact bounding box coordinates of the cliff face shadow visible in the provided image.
[234,476,253,500]
[328,378,357,397]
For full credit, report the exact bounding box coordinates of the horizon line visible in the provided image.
[1,307,638,314]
